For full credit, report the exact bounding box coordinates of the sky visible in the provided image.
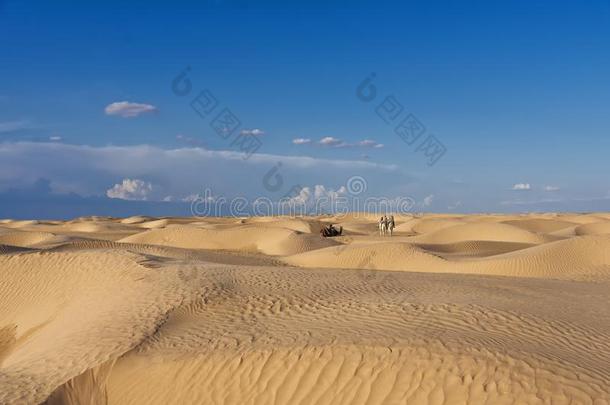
[1,0,610,218]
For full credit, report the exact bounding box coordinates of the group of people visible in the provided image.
[379,215,395,236]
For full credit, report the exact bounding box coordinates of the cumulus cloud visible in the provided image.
[283,184,347,204]
[104,101,157,118]
[279,184,415,215]
[512,183,531,190]
[282,186,312,206]
[106,178,152,200]
[319,136,344,146]
[544,185,560,192]
[240,129,265,136]
[314,184,347,200]
[292,138,312,145]
[278,184,350,213]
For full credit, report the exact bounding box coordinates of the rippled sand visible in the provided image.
[1,213,609,404]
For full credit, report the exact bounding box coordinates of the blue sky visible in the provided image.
[1,0,610,216]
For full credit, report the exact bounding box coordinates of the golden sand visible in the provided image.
[1,213,609,404]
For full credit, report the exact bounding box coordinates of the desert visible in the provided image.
[1,213,609,404]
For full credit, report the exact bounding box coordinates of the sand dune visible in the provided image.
[240,217,322,233]
[0,220,40,228]
[283,241,446,272]
[60,221,139,233]
[119,216,153,224]
[410,218,466,234]
[136,218,170,229]
[415,240,536,257]
[283,235,610,280]
[501,218,577,233]
[1,213,609,404]
[0,250,199,404]
[461,235,610,280]
[119,224,339,255]
[575,221,610,235]
[0,230,68,248]
[408,221,557,244]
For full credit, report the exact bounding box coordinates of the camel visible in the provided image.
[379,215,395,236]
[387,215,395,236]
[379,216,387,236]
[320,224,343,237]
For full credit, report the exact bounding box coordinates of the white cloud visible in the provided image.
[422,194,434,207]
[544,185,560,192]
[240,129,265,136]
[314,184,347,200]
[49,136,62,142]
[181,193,216,203]
[279,185,416,214]
[106,178,152,200]
[317,137,384,148]
[280,184,348,210]
[104,101,157,118]
[358,140,376,147]
[512,183,531,190]
[319,136,343,146]
[357,139,384,148]
[283,186,312,206]
[310,137,385,149]
[0,142,401,200]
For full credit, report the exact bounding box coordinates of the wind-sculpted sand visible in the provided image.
[1,213,609,404]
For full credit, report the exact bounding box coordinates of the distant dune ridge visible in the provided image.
[0,213,609,404]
